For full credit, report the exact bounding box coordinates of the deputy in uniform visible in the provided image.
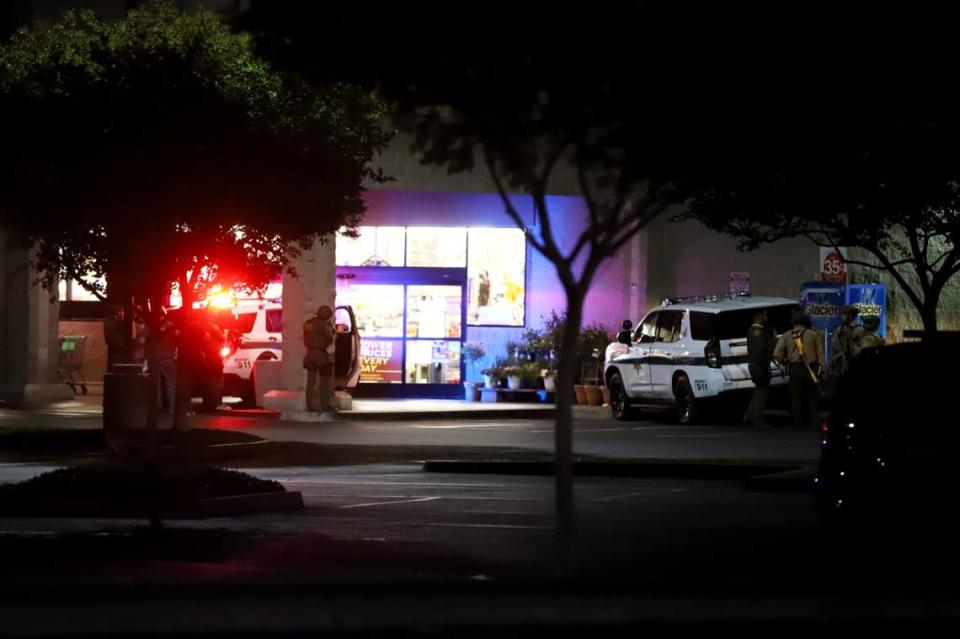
[775,308,826,431]
[859,315,886,351]
[745,308,776,428]
[303,305,335,413]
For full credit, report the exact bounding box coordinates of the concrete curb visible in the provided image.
[216,408,558,421]
[422,459,801,480]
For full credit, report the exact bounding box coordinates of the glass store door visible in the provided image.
[405,285,462,385]
[336,267,466,397]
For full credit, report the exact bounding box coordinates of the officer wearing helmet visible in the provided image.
[303,305,335,413]
[859,315,886,351]
[774,307,826,431]
[829,305,864,377]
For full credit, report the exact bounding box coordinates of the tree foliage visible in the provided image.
[0,1,390,310]
[685,111,960,333]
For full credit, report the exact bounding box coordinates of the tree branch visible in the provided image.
[481,144,548,256]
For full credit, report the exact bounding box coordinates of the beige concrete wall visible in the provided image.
[644,216,816,312]
[58,320,107,393]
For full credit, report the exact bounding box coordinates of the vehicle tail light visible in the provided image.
[820,421,830,433]
[220,342,237,359]
[704,340,722,368]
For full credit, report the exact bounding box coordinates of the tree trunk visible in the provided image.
[920,297,940,337]
[554,286,584,571]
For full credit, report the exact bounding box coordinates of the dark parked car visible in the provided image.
[816,334,960,536]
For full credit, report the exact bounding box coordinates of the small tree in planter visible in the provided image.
[462,341,486,400]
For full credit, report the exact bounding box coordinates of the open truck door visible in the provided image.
[334,305,361,389]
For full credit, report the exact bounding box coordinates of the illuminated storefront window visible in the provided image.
[406,285,462,339]
[467,227,526,326]
[336,226,406,266]
[337,284,404,337]
[359,339,404,383]
[335,224,526,390]
[406,340,461,384]
[406,227,467,267]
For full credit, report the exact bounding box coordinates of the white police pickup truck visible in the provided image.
[604,294,797,424]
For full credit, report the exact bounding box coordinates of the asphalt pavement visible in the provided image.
[2,399,959,633]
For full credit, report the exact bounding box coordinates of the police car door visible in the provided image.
[620,311,658,396]
[649,310,683,399]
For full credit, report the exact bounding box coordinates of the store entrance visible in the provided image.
[335,266,465,398]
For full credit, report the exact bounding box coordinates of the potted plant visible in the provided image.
[541,361,557,392]
[483,355,510,388]
[519,362,542,389]
[462,341,486,401]
[503,366,523,390]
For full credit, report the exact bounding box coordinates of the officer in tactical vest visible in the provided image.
[774,308,826,431]
[745,308,776,428]
[830,305,864,377]
[859,315,885,351]
[303,305,335,413]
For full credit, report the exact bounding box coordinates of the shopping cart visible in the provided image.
[58,335,88,395]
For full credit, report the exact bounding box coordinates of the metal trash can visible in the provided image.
[102,364,150,431]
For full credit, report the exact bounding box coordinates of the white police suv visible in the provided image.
[604,294,798,424]
[212,302,283,407]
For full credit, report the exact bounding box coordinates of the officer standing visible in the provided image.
[859,315,886,351]
[303,305,335,413]
[829,305,864,377]
[745,308,776,428]
[103,305,128,371]
[775,308,826,431]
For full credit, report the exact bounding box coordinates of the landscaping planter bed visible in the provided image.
[0,463,303,518]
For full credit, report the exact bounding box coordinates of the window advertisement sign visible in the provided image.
[800,282,845,363]
[359,339,404,383]
[800,282,846,331]
[820,246,848,283]
[467,228,526,326]
[845,283,887,339]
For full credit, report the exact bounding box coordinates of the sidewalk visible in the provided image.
[10,393,559,421]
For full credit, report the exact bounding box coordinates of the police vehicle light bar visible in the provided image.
[660,292,752,306]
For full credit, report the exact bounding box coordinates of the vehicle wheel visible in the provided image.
[674,377,698,425]
[608,372,632,421]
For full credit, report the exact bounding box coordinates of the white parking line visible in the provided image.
[341,496,441,509]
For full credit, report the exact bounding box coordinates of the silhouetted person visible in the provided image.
[103,305,128,371]
[303,305,335,413]
[745,308,776,428]
[617,319,634,344]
